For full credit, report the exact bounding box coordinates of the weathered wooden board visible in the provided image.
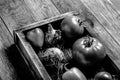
[110,0,120,11]
[81,0,120,68]
[0,17,15,80]
[0,0,120,80]
[24,0,60,21]
[0,0,61,80]
[0,0,35,34]
[50,0,120,69]
[50,0,84,13]
[0,17,36,80]
[0,0,60,35]
[81,0,120,47]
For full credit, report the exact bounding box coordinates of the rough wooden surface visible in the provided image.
[0,0,60,35]
[0,0,120,80]
[82,0,120,46]
[81,0,120,68]
[24,0,60,21]
[110,0,120,11]
[0,0,60,80]
[50,0,120,69]
[0,0,36,79]
[0,0,36,34]
[0,17,15,80]
[0,15,37,80]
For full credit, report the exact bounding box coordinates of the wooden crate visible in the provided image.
[14,11,120,80]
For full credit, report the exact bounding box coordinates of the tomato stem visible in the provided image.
[78,19,87,27]
[83,36,93,47]
[78,19,82,26]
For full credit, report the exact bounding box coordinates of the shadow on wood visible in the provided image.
[5,44,36,80]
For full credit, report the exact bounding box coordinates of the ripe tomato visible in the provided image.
[72,36,106,67]
[94,71,112,80]
[62,67,87,80]
[61,14,84,38]
[26,28,44,48]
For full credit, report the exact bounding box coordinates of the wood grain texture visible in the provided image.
[80,0,120,68]
[0,0,60,80]
[0,0,36,34]
[0,0,60,35]
[81,0,120,46]
[0,17,15,80]
[50,0,84,13]
[50,0,120,69]
[85,14,120,68]
[110,0,120,11]
[24,0,60,21]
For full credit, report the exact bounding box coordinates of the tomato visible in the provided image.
[61,14,84,38]
[72,36,106,67]
[94,71,112,80]
[62,67,87,80]
[26,28,44,48]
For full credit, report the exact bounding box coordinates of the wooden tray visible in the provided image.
[14,11,120,80]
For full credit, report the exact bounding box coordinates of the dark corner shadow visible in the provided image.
[5,44,36,80]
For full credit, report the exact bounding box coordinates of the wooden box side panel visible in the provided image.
[14,11,120,80]
[14,32,52,80]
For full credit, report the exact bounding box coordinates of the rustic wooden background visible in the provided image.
[111,0,120,11]
[0,0,120,80]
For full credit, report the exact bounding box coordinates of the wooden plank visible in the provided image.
[0,0,36,34]
[0,17,36,80]
[24,0,60,21]
[80,0,120,68]
[0,0,60,35]
[0,17,15,80]
[50,0,84,13]
[0,0,60,80]
[81,0,120,46]
[109,0,120,12]
[50,0,120,69]
[85,15,120,68]
[0,21,36,80]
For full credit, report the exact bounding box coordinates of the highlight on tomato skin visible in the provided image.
[61,14,84,39]
[94,71,112,80]
[72,36,106,67]
[62,67,87,80]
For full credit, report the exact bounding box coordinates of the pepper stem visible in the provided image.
[63,63,69,71]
